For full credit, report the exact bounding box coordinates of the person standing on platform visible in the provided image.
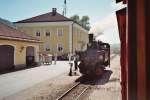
[54,53,57,65]
[74,51,79,71]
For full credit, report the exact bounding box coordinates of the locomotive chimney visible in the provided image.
[89,33,94,43]
[52,8,57,16]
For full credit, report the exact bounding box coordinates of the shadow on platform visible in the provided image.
[75,70,113,85]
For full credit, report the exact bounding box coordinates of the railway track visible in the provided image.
[56,82,89,100]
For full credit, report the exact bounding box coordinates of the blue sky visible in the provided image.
[0,0,125,44]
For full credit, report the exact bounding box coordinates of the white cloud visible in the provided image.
[89,13,117,37]
[89,1,126,37]
[88,1,126,44]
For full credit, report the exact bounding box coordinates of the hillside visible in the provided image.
[0,18,16,28]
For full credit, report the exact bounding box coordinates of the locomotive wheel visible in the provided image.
[95,67,104,76]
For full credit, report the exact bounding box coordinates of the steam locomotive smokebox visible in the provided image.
[89,33,94,43]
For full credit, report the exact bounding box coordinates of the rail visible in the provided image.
[56,82,89,100]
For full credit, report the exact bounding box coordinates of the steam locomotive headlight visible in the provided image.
[99,55,104,61]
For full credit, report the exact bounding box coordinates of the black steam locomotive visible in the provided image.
[77,34,110,76]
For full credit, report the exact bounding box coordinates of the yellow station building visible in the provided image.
[0,22,40,72]
[15,8,89,56]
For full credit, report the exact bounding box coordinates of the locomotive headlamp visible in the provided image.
[99,55,104,60]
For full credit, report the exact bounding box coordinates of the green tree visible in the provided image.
[70,15,80,23]
[80,16,90,30]
[70,15,90,30]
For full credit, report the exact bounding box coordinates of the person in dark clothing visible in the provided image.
[68,63,73,76]
[74,52,79,71]
[74,59,78,70]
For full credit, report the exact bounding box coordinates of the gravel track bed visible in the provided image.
[87,55,121,100]
[76,86,93,100]
[75,55,121,100]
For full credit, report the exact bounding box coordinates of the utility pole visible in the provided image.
[63,0,67,16]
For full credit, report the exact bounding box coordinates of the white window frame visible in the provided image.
[57,28,63,37]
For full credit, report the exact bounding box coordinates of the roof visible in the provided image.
[15,9,89,31]
[16,12,72,23]
[0,22,40,42]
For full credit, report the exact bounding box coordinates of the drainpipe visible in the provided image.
[72,22,74,54]
[69,22,74,63]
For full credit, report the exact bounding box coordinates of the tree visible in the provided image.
[80,16,90,30]
[70,15,90,31]
[70,15,80,23]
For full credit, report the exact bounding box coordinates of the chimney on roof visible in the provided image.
[52,8,57,16]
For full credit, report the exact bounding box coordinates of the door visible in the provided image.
[0,45,14,72]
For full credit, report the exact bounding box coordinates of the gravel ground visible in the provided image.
[82,55,121,100]
[3,73,80,100]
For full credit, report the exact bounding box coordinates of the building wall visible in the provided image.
[16,23,70,56]
[16,22,89,56]
[0,39,39,67]
[73,25,89,52]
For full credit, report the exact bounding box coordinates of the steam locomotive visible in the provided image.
[77,34,110,76]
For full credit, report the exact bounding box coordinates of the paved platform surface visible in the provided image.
[0,61,71,99]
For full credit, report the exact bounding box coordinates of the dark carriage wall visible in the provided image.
[128,0,149,100]
[146,0,150,99]
[116,0,150,100]
[128,0,138,99]
[116,8,127,100]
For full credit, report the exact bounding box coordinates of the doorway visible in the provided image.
[0,45,14,72]
[26,46,35,66]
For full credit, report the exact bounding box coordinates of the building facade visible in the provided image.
[0,22,40,72]
[15,8,89,56]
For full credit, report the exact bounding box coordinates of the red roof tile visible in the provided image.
[0,22,40,42]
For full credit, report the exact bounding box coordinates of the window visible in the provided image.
[57,28,63,36]
[57,44,63,52]
[45,43,50,51]
[36,32,40,36]
[46,32,50,36]
[46,48,50,51]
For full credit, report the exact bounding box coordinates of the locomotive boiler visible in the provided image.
[77,34,110,76]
